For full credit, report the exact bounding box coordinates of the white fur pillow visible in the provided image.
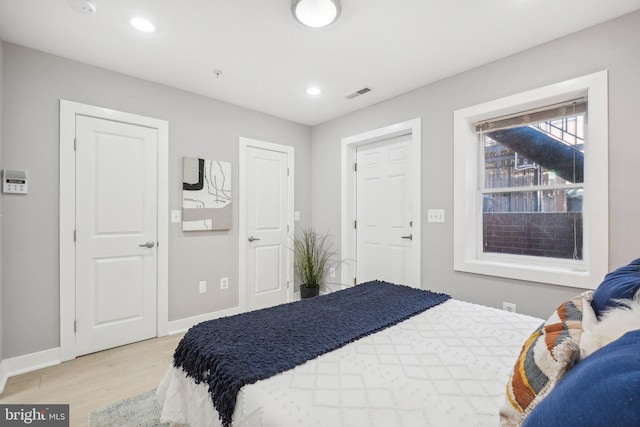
[581,289,640,358]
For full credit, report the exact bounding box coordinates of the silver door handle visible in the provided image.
[139,241,155,248]
[248,236,261,242]
[401,234,413,240]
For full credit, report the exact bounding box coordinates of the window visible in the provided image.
[480,100,585,260]
[453,71,608,289]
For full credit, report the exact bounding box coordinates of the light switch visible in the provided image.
[171,210,181,223]
[427,209,445,223]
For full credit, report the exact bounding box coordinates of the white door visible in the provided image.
[356,136,417,286]
[244,145,292,311]
[75,115,158,356]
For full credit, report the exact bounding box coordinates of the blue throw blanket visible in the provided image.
[173,280,451,427]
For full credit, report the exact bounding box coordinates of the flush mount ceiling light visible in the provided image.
[130,17,156,33]
[292,0,341,28]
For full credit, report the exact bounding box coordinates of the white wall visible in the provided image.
[0,43,312,359]
[310,11,640,319]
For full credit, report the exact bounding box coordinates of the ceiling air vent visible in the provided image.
[345,87,372,99]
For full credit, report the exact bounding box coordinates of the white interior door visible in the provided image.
[244,144,292,310]
[75,115,158,356]
[356,136,417,286]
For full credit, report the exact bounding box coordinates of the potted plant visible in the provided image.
[293,228,336,299]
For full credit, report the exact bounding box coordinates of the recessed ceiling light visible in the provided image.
[306,87,322,96]
[130,17,156,33]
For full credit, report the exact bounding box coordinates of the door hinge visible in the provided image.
[354,162,357,172]
[287,168,290,177]
[74,138,77,151]
[287,224,290,233]
[354,220,357,229]
[74,229,76,242]
[354,277,357,286]
[74,320,77,333]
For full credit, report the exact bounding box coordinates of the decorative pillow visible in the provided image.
[591,258,640,318]
[522,329,640,427]
[499,292,596,427]
[581,289,640,358]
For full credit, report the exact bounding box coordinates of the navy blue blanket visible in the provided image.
[173,280,450,427]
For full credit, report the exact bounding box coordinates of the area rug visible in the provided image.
[88,388,172,427]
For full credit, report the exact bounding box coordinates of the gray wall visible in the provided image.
[311,11,640,319]
[2,11,639,359]
[0,43,311,358]
[0,40,4,361]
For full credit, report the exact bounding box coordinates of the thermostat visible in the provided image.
[3,169,28,194]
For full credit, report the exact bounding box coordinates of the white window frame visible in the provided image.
[453,71,608,290]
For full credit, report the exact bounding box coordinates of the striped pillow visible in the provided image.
[500,291,596,427]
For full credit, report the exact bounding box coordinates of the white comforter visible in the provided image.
[157,299,541,427]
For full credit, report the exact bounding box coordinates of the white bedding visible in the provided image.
[157,299,541,427]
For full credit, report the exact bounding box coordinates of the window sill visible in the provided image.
[454,255,600,290]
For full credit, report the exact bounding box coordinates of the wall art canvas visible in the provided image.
[182,157,232,231]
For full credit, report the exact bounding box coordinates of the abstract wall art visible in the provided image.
[182,157,232,231]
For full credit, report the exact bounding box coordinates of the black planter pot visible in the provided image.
[300,284,320,299]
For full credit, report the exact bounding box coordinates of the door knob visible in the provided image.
[138,241,155,248]
[401,234,413,240]
[248,236,261,242]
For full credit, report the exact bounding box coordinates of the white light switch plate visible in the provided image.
[171,210,181,223]
[427,209,445,223]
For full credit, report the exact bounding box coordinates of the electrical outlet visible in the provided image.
[329,267,336,278]
[220,277,229,290]
[503,302,516,313]
[199,281,207,293]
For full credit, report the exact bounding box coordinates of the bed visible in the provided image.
[158,261,640,427]
[157,281,542,427]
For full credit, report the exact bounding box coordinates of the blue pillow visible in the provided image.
[591,258,640,318]
[522,329,640,427]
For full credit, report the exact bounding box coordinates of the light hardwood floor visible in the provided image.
[0,333,184,426]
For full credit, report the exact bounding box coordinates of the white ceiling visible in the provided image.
[1,0,639,126]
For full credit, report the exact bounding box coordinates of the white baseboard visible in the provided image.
[0,360,8,394]
[0,348,61,395]
[0,307,251,394]
[167,306,243,335]
[322,282,348,293]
